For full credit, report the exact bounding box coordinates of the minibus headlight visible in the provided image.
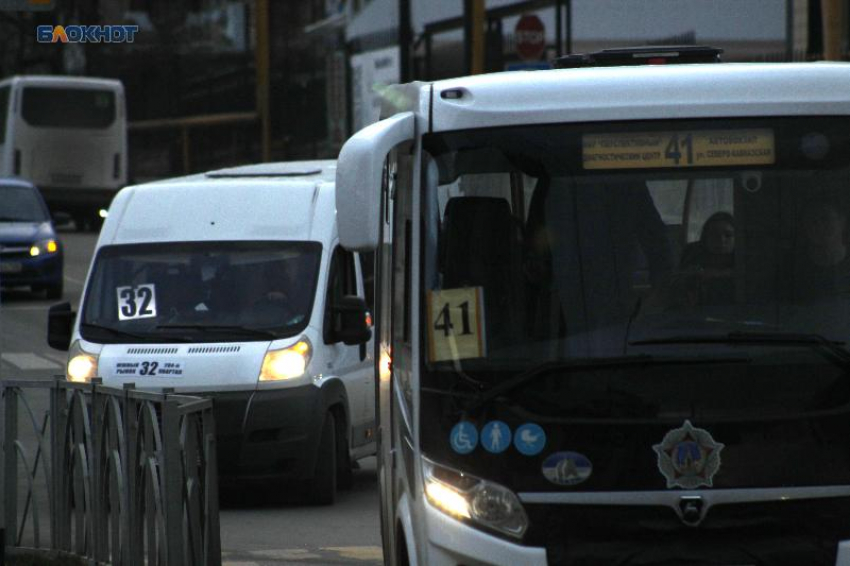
[30,239,59,257]
[259,338,313,381]
[67,340,98,383]
[423,457,528,539]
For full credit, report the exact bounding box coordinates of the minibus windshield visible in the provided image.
[421,116,850,395]
[80,241,322,343]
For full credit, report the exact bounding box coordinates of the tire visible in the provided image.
[336,415,353,491]
[309,413,337,505]
[46,280,63,300]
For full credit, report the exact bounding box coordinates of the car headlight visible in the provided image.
[423,457,529,539]
[67,340,98,383]
[259,337,313,381]
[30,239,59,257]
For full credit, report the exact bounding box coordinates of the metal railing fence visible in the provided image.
[1,377,221,565]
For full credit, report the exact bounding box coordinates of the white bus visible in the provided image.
[0,75,127,230]
[336,47,850,565]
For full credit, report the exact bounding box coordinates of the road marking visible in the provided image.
[64,275,86,286]
[248,549,323,560]
[322,547,383,561]
[2,353,62,370]
[222,547,383,564]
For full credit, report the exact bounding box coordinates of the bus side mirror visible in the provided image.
[332,296,372,346]
[336,111,415,251]
[47,302,75,351]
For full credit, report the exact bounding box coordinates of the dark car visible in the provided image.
[0,179,63,299]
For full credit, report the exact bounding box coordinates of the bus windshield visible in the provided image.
[21,86,115,129]
[422,116,850,375]
[80,241,322,343]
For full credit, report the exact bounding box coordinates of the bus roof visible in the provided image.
[388,62,850,133]
[0,75,123,91]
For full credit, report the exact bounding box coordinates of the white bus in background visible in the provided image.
[0,75,127,230]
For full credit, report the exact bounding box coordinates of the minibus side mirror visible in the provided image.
[47,302,75,351]
[336,111,415,251]
[332,295,372,346]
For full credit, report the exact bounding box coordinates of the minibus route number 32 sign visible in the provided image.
[427,287,486,362]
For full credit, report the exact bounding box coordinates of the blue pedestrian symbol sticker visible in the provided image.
[450,421,479,454]
[481,421,511,454]
[514,423,546,456]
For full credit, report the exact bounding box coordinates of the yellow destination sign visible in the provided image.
[583,129,775,170]
[427,287,486,363]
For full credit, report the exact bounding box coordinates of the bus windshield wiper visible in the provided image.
[0,216,38,222]
[80,322,176,342]
[156,324,279,339]
[467,353,748,412]
[630,331,850,368]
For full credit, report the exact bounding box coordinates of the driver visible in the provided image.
[241,262,294,324]
[794,199,850,301]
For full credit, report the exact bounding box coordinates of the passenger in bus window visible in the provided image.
[794,199,850,301]
[680,212,735,272]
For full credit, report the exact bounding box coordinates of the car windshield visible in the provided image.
[421,116,850,395]
[80,241,322,343]
[0,185,48,222]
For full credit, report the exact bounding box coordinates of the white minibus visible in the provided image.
[48,160,376,504]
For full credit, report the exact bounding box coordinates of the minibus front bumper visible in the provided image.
[207,384,325,485]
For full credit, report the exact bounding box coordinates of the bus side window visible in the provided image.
[359,251,375,314]
[391,146,415,409]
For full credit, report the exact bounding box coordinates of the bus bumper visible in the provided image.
[425,503,850,565]
[39,186,117,213]
[424,502,547,566]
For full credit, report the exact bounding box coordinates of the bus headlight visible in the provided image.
[259,338,312,381]
[423,457,528,539]
[30,239,59,257]
[67,340,98,383]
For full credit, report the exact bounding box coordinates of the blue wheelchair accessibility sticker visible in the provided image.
[450,421,479,454]
[481,421,511,454]
[514,423,546,456]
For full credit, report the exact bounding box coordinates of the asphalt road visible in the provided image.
[0,230,383,565]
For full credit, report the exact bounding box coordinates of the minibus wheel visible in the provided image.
[335,409,353,490]
[309,412,337,505]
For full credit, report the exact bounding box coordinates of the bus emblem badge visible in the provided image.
[542,452,593,486]
[653,420,724,489]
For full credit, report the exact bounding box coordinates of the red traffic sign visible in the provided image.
[515,14,545,61]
